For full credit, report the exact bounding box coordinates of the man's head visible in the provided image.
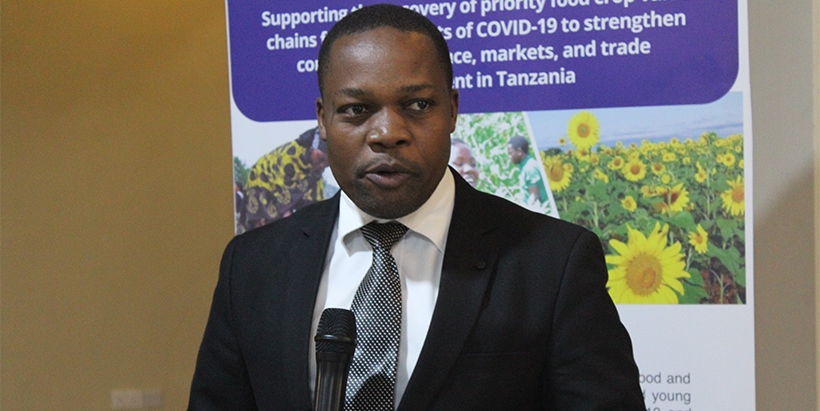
[315,5,459,219]
[507,135,530,165]
[317,4,454,98]
[449,138,479,187]
[296,127,329,173]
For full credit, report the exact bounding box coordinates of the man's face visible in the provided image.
[316,27,458,219]
[507,145,526,165]
[449,143,479,187]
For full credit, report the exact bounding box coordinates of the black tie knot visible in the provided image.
[361,221,408,253]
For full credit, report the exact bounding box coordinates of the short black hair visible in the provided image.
[508,135,530,153]
[317,4,453,96]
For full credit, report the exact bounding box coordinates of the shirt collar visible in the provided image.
[338,168,456,253]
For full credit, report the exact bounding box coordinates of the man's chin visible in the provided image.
[349,189,425,220]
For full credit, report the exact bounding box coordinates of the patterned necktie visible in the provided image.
[345,221,408,411]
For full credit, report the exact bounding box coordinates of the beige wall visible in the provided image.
[750,0,818,409]
[817,0,820,403]
[1,1,233,409]
[1,0,816,410]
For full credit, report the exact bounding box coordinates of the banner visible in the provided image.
[228,1,754,409]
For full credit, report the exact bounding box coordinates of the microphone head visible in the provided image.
[315,308,356,355]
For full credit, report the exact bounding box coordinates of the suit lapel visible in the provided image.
[398,174,500,410]
[277,196,340,409]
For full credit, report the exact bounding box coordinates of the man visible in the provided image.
[507,135,548,207]
[449,138,479,187]
[190,4,643,410]
[242,127,329,231]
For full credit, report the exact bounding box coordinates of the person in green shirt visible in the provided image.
[507,135,548,207]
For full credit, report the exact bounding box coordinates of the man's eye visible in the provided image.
[408,100,431,110]
[343,105,366,115]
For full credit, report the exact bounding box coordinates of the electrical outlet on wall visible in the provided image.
[110,388,162,409]
[111,389,142,409]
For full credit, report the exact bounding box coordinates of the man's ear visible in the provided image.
[316,97,327,141]
[449,89,459,133]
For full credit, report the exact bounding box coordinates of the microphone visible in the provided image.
[314,308,356,411]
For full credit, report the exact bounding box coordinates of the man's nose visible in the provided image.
[367,108,410,149]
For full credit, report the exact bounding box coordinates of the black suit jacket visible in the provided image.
[189,171,644,410]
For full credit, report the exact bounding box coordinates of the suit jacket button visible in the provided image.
[475,260,487,269]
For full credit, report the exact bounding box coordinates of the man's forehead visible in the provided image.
[333,83,436,97]
[319,25,451,98]
[329,27,431,56]
[323,29,445,91]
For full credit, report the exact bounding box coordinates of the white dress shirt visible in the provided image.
[309,168,456,408]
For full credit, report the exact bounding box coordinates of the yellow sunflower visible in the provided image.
[655,183,690,215]
[739,159,744,169]
[621,195,637,212]
[639,145,652,157]
[694,162,708,183]
[650,162,666,175]
[567,111,600,150]
[543,155,572,192]
[575,147,591,162]
[622,158,647,182]
[721,176,745,217]
[688,224,709,254]
[641,185,659,198]
[594,168,609,183]
[606,223,690,304]
[558,137,567,146]
[722,152,736,168]
[608,156,625,170]
[662,152,676,163]
[701,131,718,144]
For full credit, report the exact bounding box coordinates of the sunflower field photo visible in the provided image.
[529,93,746,305]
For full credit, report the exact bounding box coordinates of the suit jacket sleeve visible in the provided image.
[541,229,644,410]
[188,236,258,410]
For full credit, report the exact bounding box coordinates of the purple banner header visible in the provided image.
[227,0,738,122]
